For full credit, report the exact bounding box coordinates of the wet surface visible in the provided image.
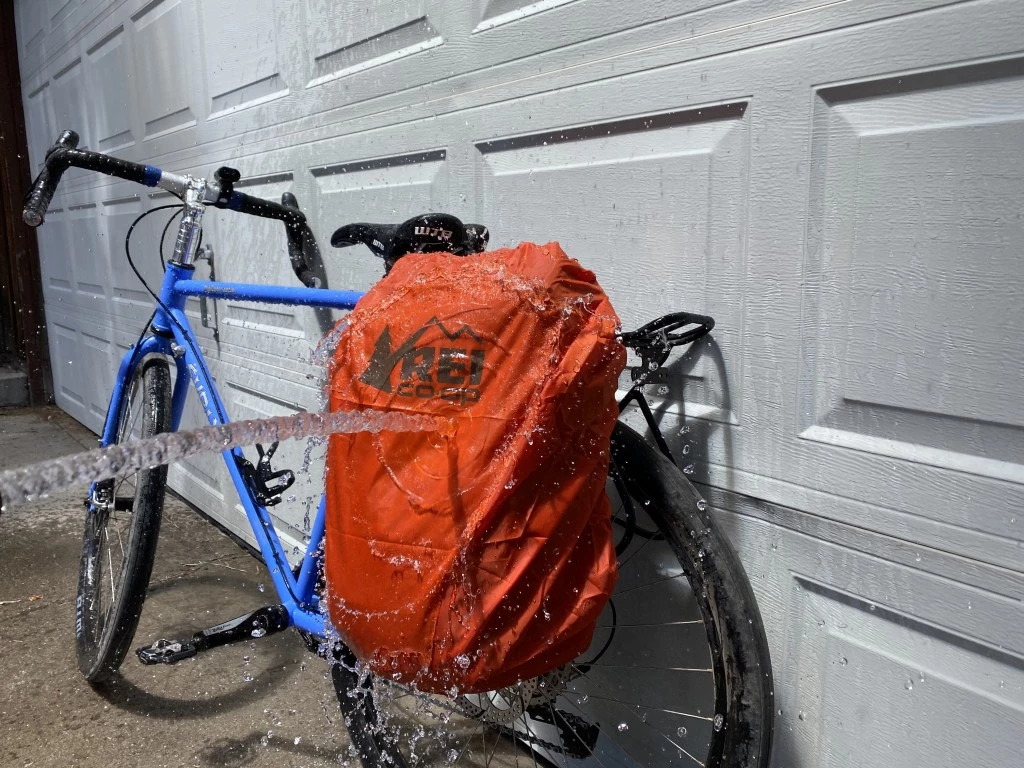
[0,407,353,767]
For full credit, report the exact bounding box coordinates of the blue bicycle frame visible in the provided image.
[97,262,366,638]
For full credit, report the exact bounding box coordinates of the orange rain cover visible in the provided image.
[324,242,625,693]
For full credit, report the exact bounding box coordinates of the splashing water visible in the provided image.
[0,409,448,510]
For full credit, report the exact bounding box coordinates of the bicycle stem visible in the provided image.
[171,177,208,267]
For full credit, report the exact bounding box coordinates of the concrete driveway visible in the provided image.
[0,407,354,767]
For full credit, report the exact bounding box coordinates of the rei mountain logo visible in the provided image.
[360,317,485,407]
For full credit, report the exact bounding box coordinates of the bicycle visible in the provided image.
[24,129,774,768]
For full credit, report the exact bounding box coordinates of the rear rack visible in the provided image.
[618,311,714,384]
[616,311,715,462]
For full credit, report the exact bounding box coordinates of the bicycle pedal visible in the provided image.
[136,637,198,665]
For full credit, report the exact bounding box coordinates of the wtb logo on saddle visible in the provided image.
[360,317,485,407]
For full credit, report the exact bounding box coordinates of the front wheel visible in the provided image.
[76,355,171,682]
[333,421,774,768]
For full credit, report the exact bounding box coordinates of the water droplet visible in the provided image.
[839,656,848,666]
[713,714,724,731]
[617,722,629,732]
[294,737,301,745]
[905,679,914,691]
[696,499,707,511]
[683,464,694,475]
[682,444,691,455]
[798,711,806,721]
[242,672,254,682]
[676,726,688,737]
[258,583,265,593]
[251,627,266,638]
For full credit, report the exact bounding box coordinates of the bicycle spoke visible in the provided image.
[450,725,477,766]
[586,662,712,673]
[568,664,710,766]
[514,710,540,768]
[566,687,713,722]
[593,619,702,628]
[106,535,117,606]
[615,513,661,572]
[113,515,126,560]
[612,571,688,597]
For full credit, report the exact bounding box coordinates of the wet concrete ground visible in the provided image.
[0,407,357,767]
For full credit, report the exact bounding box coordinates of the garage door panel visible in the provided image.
[727,509,1024,768]
[66,202,107,300]
[312,148,449,294]
[791,56,1024,547]
[799,576,1024,768]
[197,0,288,119]
[304,0,444,87]
[213,173,318,357]
[85,25,137,152]
[22,80,53,173]
[103,195,166,312]
[50,56,91,153]
[130,0,199,140]
[476,102,748,421]
[47,0,77,31]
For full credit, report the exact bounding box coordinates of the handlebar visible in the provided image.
[23,129,320,287]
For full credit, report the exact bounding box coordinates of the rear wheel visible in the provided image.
[76,355,171,682]
[333,421,774,767]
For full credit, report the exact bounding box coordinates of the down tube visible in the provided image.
[167,308,324,635]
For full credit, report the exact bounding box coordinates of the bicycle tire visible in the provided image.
[332,421,774,768]
[76,355,171,683]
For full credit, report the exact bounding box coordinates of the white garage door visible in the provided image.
[16,1,1024,764]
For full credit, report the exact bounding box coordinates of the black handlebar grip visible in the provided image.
[23,130,79,227]
[281,192,320,288]
[235,190,305,225]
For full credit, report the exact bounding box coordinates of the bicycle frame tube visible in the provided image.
[109,262,367,637]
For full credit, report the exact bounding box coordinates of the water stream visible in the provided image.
[0,409,446,510]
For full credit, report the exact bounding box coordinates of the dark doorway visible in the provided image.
[0,0,51,405]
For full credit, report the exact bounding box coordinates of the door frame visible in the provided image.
[0,0,51,405]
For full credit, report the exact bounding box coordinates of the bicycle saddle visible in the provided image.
[330,213,488,273]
